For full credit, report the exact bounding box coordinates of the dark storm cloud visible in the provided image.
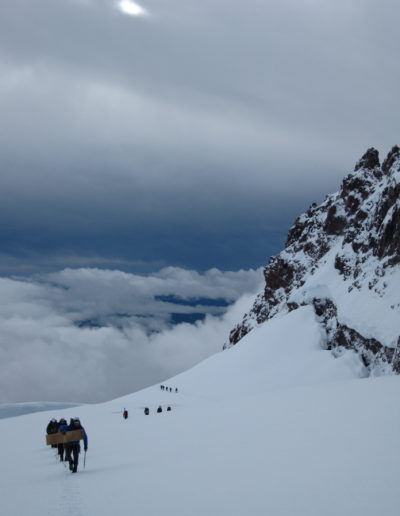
[0,0,399,271]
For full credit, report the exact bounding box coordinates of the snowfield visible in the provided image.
[1,307,399,516]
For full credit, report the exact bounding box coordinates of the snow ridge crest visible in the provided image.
[226,146,400,375]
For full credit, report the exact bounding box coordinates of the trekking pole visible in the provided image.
[84,450,87,469]
[391,342,399,372]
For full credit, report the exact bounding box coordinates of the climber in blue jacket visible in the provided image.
[59,417,88,473]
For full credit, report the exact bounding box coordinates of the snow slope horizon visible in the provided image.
[146,306,366,401]
[1,305,399,516]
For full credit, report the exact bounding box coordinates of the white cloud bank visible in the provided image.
[0,267,262,403]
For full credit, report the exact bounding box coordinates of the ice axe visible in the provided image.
[84,450,87,469]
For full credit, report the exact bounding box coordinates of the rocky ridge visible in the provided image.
[225,147,400,374]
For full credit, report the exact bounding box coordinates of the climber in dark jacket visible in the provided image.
[46,418,59,448]
[59,417,88,473]
[57,418,67,460]
[46,418,58,434]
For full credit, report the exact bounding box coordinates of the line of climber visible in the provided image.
[160,385,178,393]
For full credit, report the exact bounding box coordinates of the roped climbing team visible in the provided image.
[46,417,88,473]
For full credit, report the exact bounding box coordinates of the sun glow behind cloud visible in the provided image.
[118,0,147,16]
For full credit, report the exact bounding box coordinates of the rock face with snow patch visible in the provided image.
[226,147,400,374]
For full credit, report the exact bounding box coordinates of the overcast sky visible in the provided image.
[1,0,399,273]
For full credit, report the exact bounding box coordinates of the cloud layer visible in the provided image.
[0,266,262,403]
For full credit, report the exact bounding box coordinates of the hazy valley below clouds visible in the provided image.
[0,267,262,403]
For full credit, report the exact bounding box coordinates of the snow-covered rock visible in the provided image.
[226,146,400,374]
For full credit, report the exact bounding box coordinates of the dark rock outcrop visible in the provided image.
[225,147,400,376]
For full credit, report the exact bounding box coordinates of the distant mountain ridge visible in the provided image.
[226,146,400,374]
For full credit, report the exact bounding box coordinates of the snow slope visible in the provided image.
[1,307,399,516]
